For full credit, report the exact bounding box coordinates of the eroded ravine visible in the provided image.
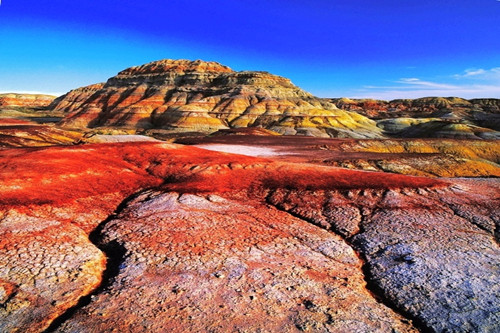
[43,193,143,332]
[264,191,428,332]
[265,184,500,332]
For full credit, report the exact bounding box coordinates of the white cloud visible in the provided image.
[463,69,487,77]
[396,78,458,90]
[346,66,500,100]
[453,67,500,80]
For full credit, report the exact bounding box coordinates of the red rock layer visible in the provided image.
[330,96,500,119]
[0,93,56,108]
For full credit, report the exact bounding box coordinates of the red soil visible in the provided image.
[0,141,446,230]
[164,163,444,194]
[0,142,446,206]
[0,118,35,125]
[0,141,484,333]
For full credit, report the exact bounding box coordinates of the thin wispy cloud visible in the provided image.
[462,69,487,77]
[453,67,500,80]
[396,78,458,90]
[352,67,500,100]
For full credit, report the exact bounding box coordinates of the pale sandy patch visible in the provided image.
[86,135,161,143]
[194,144,286,157]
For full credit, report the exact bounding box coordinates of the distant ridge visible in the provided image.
[329,97,500,119]
[0,93,56,108]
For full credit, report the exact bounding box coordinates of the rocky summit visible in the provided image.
[51,59,383,138]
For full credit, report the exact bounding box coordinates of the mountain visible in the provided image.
[330,97,500,119]
[51,59,383,138]
[0,93,56,108]
[330,97,500,139]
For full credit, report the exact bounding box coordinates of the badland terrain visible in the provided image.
[0,60,499,332]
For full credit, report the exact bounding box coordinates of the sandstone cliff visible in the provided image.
[52,59,383,138]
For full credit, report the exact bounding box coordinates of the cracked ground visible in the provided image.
[0,141,499,332]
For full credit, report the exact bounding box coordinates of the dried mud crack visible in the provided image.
[1,141,498,332]
[47,189,420,332]
[41,181,500,333]
[44,192,143,333]
[265,184,500,332]
[265,190,428,332]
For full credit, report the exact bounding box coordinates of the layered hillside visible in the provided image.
[0,119,82,148]
[52,59,383,138]
[330,97,500,139]
[330,97,500,120]
[0,93,56,108]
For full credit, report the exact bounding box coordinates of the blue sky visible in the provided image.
[1,0,499,99]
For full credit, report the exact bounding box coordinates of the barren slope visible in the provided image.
[178,134,500,178]
[0,94,56,108]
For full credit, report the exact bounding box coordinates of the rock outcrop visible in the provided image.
[330,97,500,139]
[330,97,500,120]
[0,119,82,147]
[0,93,56,108]
[52,59,383,138]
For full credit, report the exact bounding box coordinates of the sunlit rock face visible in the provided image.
[49,83,105,115]
[0,119,82,148]
[52,59,383,138]
[330,97,500,138]
[0,93,56,108]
